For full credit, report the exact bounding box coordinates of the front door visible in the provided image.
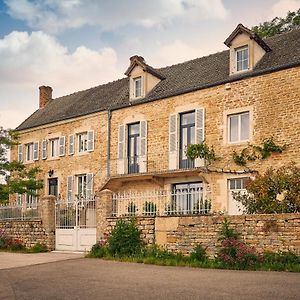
[128,123,140,174]
[179,111,195,168]
[48,178,58,197]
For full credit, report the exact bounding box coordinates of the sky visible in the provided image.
[0,0,299,129]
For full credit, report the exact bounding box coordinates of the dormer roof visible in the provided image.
[224,24,272,52]
[125,55,165,80]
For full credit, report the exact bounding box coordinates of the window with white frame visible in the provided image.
[235,46,249,71]
[228,177,249,215]
[25,143,34,161]
[133,76,142,98]
[50,138,59,157]
[78,133,88,153]
[228,111,250,143]
[26,193,38,208]
[76,173,93,200]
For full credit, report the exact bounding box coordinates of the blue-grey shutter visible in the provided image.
[195,108,205,167]
[87,131,94,152]
[117,125,126,174]
[42,140,48,159]
[59,136,65,156]
[169,114,178,170]
[69,134,74,155]
[86,173,93,199]
[67,176,73,203]
[33,142,39,161]
[18,144,23,162]
[139,121,147,173]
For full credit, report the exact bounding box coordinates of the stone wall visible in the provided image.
[0,220,55,250]
[103,213,300,257]
[155,214,300,256]
[106,217,155,245]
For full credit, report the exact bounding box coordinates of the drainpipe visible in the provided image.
[106,109,112,177]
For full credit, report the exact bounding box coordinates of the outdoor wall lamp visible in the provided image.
[48,169,54,177]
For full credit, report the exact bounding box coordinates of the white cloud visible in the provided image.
[5,0,229,34]
[0,31,122,129]
[270,0,300,18]
[151,39,200,66]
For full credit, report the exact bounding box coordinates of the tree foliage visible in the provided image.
[233,165,300,214]
[0,127,43,202]
[252,9,300,38]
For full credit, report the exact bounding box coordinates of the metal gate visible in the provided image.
[55,198,96,251]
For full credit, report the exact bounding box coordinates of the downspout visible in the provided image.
[106,109,112,177]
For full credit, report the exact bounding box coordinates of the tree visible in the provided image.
[233,165,300,214]
[252,9,300,38]
[0,127,43,203]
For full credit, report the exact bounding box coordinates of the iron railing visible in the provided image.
[0,202,40,221]
[112,190,211,217]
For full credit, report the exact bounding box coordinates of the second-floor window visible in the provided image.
[228,111,250,143]
[78,131,94,153]
[133,76,142,98]
[128,123,140,174]
[179,111,195,169]
[236,46,249,71]
[50,138,59,157]
[26,143,34,161]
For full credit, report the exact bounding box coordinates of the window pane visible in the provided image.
[229,179,236,190]
[240,113,250,140]
[229,115,239,142]
[181,112,195,125]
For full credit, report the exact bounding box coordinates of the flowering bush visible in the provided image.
[217,237,259,268]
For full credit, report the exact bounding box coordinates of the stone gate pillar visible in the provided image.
[41,195,56,250]
[96,189,113,241]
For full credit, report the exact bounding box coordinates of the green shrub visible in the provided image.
[89,243,108,258]
[9,239,26,252]
[143,245,178,260]
[190,244,208,262]
[108,219,143,257]
[30,243,48,253]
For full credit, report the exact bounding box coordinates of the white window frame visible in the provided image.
[133,76,142,98]
[235,46,249,72]
[50,138,59,158]
[25,193,38,209]
[77,174,87,199]
[78,133,88,153]
[227,111,250,143]
[25,143,34,162]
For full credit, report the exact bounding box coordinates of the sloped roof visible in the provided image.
[16,29,300,131]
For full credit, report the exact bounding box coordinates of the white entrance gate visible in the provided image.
[55,198,96,251]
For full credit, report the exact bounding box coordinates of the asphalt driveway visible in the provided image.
[0,258,299,300]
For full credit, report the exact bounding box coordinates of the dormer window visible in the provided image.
[236,46,249,72]
[133,76,142,98]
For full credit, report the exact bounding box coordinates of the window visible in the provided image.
[26,143,34,161]
[236,46,249,71]
[78,131,94,153]
[228,111,250,143]
[25,193,37,208]
[76,173,93,200]
[171,182,207,215]
[78,133,88,153]
[228,177,249,215]
[179,111,195,168]
[133,76,142,98]
[127,123,140,174]
[48,178,58,197]
[50,138,59,157]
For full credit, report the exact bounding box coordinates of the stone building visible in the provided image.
[13,24,300,218]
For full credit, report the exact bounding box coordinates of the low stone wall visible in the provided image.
[0,220,55,250]
[106,217,155,245]
[155,214,300,256]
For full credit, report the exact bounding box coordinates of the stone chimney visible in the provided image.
[39,86,52,109]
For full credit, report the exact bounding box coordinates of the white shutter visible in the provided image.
[86,173,93,200]
[87,130,94,152]
[59,136,65,156]
[195,108,205,167]
[42,140,48,159]
[169,114,178,170]
[139,120,147,173]
[69,134,74,155]
[117,124,126,174]
[67,176,73,203]
[33,142,39,161]
[18,144,23,162]
[140,76,144,97]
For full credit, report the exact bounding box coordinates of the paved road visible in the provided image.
[0,258,299,300]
